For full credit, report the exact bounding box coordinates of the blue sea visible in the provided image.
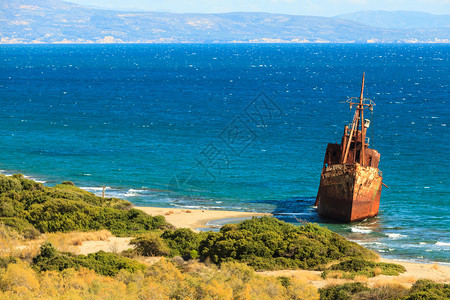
[0,44,448,264]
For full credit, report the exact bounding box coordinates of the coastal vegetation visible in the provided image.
[32,243,146,276]
[196,217,377,271]
[321,258,406,279]
[128,217,379,271]
[0,174,446,299]
[0,256,320,299]
[0,174,170,236]
[318,280,450,300]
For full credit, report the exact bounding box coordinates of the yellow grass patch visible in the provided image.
[354,275,369,282]
[44,230,112,252]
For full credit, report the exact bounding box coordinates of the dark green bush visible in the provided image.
[403,279,450,300]
[130,232,170,256]
[319,282,370,300]
[0,217,37,234]
[0,174,170,236]
[353,284,408,300]
[322,258,406,279]
[161,228,205,259]
[33,243,146,276]
[319,280,449,300]
[197,217,376,271]
[61,181,75,186]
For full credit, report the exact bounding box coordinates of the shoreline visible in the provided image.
[135,206,272,231]
[136,206,450,268]
[0,170,447,275]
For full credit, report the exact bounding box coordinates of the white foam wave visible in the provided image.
[435,242,450,247]
[351,227,372,234]
[124,191,139,197]
[386,233,407,239]
[129,189,146,193]
[80,186,113,191]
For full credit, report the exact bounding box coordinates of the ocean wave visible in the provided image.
[351,227,372,234]
[359,242,385,246]
[386,233,408,239]
[79,186,113,191]
[124,191,139,197]
[0,170,47,184]
[435,242,450,247]
[129,189,146,193]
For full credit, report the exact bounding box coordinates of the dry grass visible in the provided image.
[354,275,369,282]
[44,230,112,252]
[0,224,43,262]
[326,270,344,279]
[374,266,382,276]
[432,263,439,270]
[183,260,209,273]
[0,224,22,256]
[370,277,414,289]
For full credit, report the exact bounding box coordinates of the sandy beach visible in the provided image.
[73,206,449,288]
[135,206,272,231]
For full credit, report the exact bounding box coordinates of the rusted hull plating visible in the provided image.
[317,163,382,222]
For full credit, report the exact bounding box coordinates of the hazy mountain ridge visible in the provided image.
[0,0,449,43]
[335,10,450,29]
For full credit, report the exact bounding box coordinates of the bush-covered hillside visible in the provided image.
[0,174,170,236]
[198,217,377,270]
[33,243,146,276]
[130,216,378,271]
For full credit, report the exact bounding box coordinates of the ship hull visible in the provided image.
[317,163,382,222]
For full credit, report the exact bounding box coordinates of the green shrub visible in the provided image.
[130,232,170,256]
[189,250,198,260]
[319,282,370,300]
[0,174,170,236]
[162,228,205,259]
[404,279,450,300]
[319,280,449,300]
[61,181,75,186]
[353,284,408,300]
[0,217,37,234]
[32,243,146,276]
[198,217,376,271]
[322,258,406,279]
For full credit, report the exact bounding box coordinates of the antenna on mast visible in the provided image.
[360,72,365,103]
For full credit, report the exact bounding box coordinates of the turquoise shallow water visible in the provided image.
[0,44,448,264]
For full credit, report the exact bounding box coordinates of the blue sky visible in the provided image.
[67,0,450,16]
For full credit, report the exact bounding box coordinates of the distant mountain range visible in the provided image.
[1,0,449,44]
[335,10,450,29]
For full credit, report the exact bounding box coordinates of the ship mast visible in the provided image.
[359,73,366,166]
[342,73,368,165]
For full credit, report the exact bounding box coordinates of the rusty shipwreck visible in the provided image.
[315,73,385,222]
